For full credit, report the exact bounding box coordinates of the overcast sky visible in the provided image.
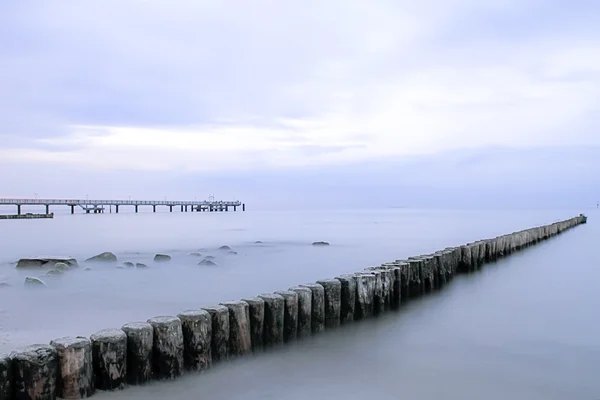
[0,0,598,209]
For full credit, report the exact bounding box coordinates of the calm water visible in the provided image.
[0,208,598,399]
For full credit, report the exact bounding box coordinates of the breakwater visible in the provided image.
[0,214,587,400]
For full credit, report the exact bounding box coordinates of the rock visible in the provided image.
[10,344,58,400]
[204,255,216,260]
[218,245,232,251]
[50,336,94,399]
[85,252,117,263]
[16,257,78,269]
[312,241,330,246]
[188,252,202,257]
[147,316,184,380]
[84,268,92,272]
[45,269,63,277]
[90,329,127,391]
[24,277,47,288]
[154,254,171,262]
[135,263,147,268]
[0,282,11,288]
[116,266,125,269]
[54,262,71,271]
[254,241,263,244]
[121,322,153,385]
[123,262,134,268]
[198,259,218,266]
[227,250,238,255]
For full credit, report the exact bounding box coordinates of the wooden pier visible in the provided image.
[0,198,245,215]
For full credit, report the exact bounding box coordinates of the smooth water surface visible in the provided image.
[0,208,598,399]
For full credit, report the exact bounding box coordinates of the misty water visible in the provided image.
[0,208,598,399]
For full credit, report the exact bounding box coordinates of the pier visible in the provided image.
[0,198,245,215]
[0,214,587,399]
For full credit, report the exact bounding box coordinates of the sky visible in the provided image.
[0,0,599,209]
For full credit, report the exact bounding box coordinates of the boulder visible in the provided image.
[188,252,202,257]
[136,263,148,268]
[228,250,238,255]
[24,277,47,288]
[85,252,117,263]
[204,255,216,260]
[218,245,232,251]
[0,282,11,288]
[16,257,78,269]
[254,241,263,244]
[54,262,70,271]
[198,259,218,267]
[154,254,171,262]
[312,241,330,246]
[45,269,63,277]
[84,268,92,272]
[123,262,134,268]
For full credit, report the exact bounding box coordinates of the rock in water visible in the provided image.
[85,252,117,263]
[50,336,94,399]
[147,316,184,380]
[121,322,153,385]
[204,255,216,260]
[188,252,202,257]
[135,263,147,268]
[123,262,134,268]
[16,257,78,269]
[54,262,71,271]
[11,344,58,400]
[45,269,64,277]
[218,245,232,251]
[90,329,127,391]
[24,277,47,288]
[312,241,330,246]
[227,250,238,255]
[198,259,218,266]
[153,254,171,262]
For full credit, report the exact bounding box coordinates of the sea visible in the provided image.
[0,207,598,399]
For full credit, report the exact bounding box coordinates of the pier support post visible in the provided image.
[135,205,138,213]
[299,283,325,333]
[11,344,58,400]
[71,205,75,214]
[90,329,127,391]
[17,204,21,215]
[176,310,212,372]
[50,336,94,399]
[202,305,230,363]
[121,322,153,385]
[115,205,119,213]
[153,205,156,213]
[220,301,252,357]
[241,297,265,352]
[181,205,184,212]
[170,206,173,212]
[242,203,246,212]
[147,316,184,380]
[45,205,50,215]
[288,286,312,339]
[258,293,285,346]
[234,206,237,211]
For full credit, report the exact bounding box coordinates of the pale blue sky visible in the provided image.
[0,0,598,208]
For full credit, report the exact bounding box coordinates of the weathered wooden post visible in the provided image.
[335,274,356,323]
[11,344,58,400]
[354,273,375,319]
[300,283,325,333]
[121,322,153,384]
[176,310,212,371]
[0,352,12,400]
[50,337,94,399]
[147,316,184,380]
[316,279,342,328]
[241,297,265,352]
[202,305,230,362]
[288,286,312,338]
[275,291,299,343]
[90,329,127,391]
[220,301,252,357]
[258,293,285,346]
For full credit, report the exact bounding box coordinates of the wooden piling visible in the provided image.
[257,293,285,346]
[220,301,252,357]
[147,316,184,380]
[176,310,212,371]
[299,283,325,333]
[335,274,357,324]
[201,306,230,363]
[354,273,375,319]
[90,329,127,391]
[0,352,11,400]
[241,297,265,352]
[11,344,58,400]
[316,279,342,329]
[50,337,94,399]
[121,322,153,385]
[288,286,312,339]
[274,291,299,343]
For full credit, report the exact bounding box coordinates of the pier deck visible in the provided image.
[0,198,245,215]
